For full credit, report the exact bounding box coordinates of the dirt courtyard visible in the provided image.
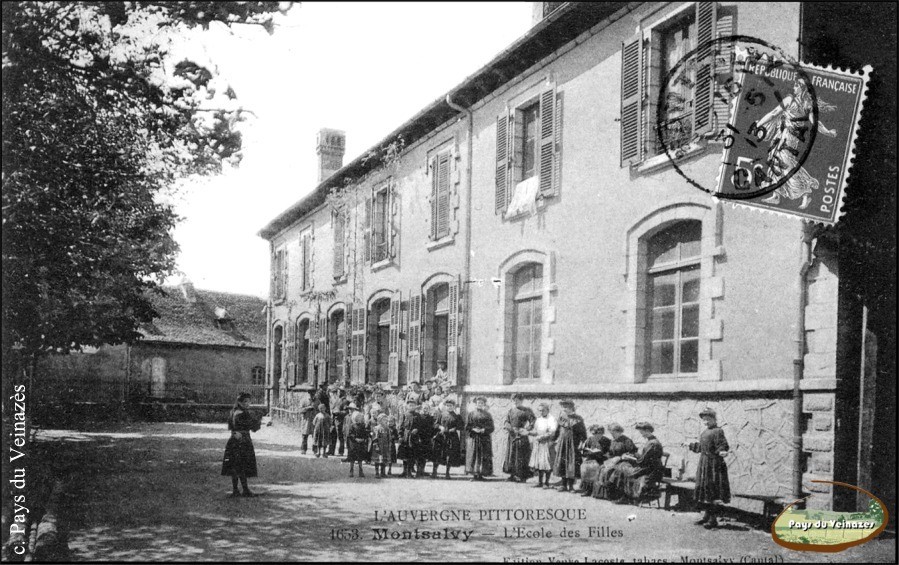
[30,422,896,562]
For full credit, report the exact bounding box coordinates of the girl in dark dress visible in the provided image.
[503,393,535,482]
[221,393,261,497]
[605,422,664,503]
[552,400,587,492]
[346,411,370,477]
[592,423,637,499]
[690,407,731,529]
[431,399,464,479]
[579,425,611,495]
[465,396,495,480]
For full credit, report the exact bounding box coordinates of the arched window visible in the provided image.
[511,263,543,381]
[424,283,449,379]
[645,220,701,377]
[251,366,265,386]
[296,318,310,385]
[368,298,391,383]
[328,309,346,383]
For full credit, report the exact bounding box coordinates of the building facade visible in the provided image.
[259,2,894,513]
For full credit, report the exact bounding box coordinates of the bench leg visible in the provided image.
[664,489,673,510]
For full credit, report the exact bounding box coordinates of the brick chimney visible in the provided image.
[316,128,345,182]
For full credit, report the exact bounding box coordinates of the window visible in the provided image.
[495,87,561,215]
[424,283,450,378]
[369,185,392,264]
[369,298,391,383]
[521,102,539,180]
[295,318,311,385]
[512,263,543,381]
[645,221,701,377]
[272,247,287,300]
[333,209,346,280]
[300,230,312,292]
[620,2,735,165]
[328,310,346,383]
[251,366,265,386]
[430,151,452,241]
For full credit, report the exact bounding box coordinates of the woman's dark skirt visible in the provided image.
[221,435,258,478]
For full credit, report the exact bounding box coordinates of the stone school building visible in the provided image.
[259,2,894,513]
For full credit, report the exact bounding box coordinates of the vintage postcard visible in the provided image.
[2,2,895,563]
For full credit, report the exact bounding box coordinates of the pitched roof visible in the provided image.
[258,1,628,240]
[139,286,266,349]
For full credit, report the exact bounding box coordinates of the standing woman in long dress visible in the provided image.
[552,400,587,492]
[690,407,731,529]
[465,396,494,481]
[221,392,261,497]
[528,402,558,488]
[502,393,535,483]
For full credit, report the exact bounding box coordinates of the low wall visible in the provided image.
[32,401,268,427]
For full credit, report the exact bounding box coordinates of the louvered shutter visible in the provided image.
[338,306,349,383]
[333,210,345,279]
[446,276,461,385]
[432,153,451,239]
[407,292,422,384]
[351,304,366,384]
[318,315,327,385]
[306,318,316,386]
[495,113,511,213]
[388,292,401,386]
[389,184,398,259]
[538,88,557,197]
[693,1,717,136]
[712,9,735,130]
[620,37,642,166]
[363,194,372,264]
[285,321,295,385]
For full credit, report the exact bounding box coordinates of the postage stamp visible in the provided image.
[716,49,871,224]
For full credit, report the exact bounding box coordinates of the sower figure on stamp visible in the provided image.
[465,396,495,481]
[311,403,331,458]
[529,402,558,489]
[298,390,316,455]
[431,398,464,479]
[503,393,535,483]
[689,407,731,529]
[221,392,261,497]
[553,400,587,492]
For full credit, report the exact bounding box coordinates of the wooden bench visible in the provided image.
[660,478,793,523]
[733,493,793,523]
[661,477,696,510]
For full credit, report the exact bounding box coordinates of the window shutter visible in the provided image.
[430,156,439,240]
[305,317,316,385]
[693,1,717,136]
[620,37,643,166]
[333,210,345,279]
[495,113,511,213]
[271,251,279,298]
[407,292,422,384]
[338,306,349,383]
[285,321,295,386]
[318,315,328,385]
[712,10,735,130]
[351,303,366,384]
[435,153,451,238]
[538,87,557,197]
[388,292,401,386]
[363,194,372,264]
[446,276,461,386]
[389,184,399,259]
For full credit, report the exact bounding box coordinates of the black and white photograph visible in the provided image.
[1,2,896,562]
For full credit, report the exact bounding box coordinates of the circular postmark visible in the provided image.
[658,35,820,200]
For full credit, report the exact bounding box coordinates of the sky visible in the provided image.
[167,2,534,298]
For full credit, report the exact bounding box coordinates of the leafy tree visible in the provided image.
[2,2,291,368]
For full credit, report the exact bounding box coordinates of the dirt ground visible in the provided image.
[31,421,895,562]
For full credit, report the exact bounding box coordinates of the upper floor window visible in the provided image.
[251,366,265,386]
[520,101,540,180]
[620,2,735,166]
[372,186,389,263]
[430,150,452,241]
[645,220,701,377]
[300,229,312,292]
[512,263,543,381]
[272,246,287,300]
[333,209,346,280]
[364,182,397,266]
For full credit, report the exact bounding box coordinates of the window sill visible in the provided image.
[427,237,455,252]
[633,141,711,175]
[371,258,397,273]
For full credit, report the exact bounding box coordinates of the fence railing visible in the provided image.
[31,378,266,406]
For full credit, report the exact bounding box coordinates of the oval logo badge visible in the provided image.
[771,480,889,552]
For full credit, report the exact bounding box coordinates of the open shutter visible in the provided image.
[495,113,511,213]
[407,292,422,384]
[351,303,366,384]
[333,210,345,279]
[363,194,372,264]
[388,292,401,386]
[432,153,451,239]
[712,9,735,130]
[538,87,556,197]
[446,276,461,385]
[620,36,643,166]
[338,306,350,383]
[285,321,295,386]
[318,314,327,384]
[693,1,717,136]
[389,184,398,259]
[306,318,316,386]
